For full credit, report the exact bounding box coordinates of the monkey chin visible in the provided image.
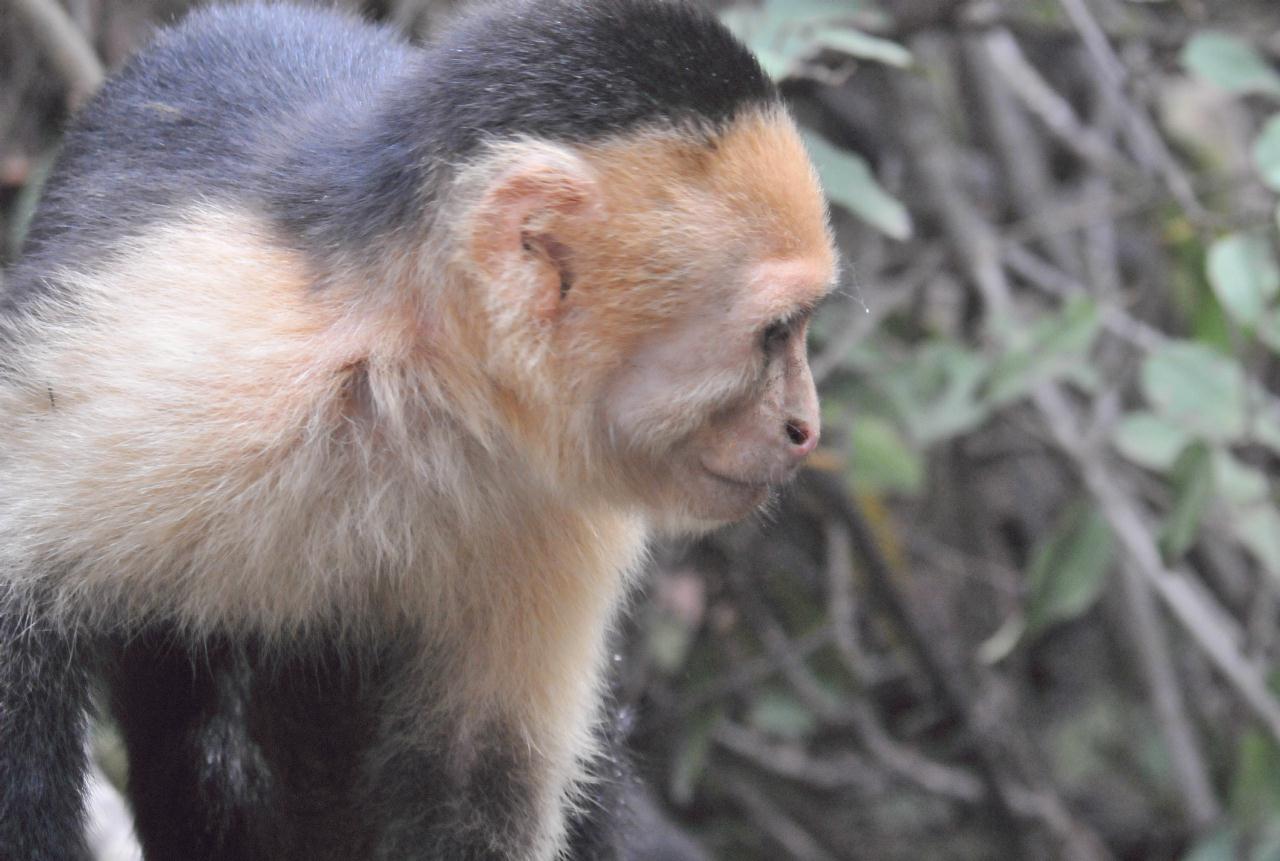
[646,466,785,536]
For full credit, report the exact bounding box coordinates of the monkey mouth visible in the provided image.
[700,466,773,493]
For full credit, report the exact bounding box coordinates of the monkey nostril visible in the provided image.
[785,420,812,448]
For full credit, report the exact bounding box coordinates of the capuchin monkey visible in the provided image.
[0,1,835,858]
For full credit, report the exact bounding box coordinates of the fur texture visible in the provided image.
[0,2,832,859]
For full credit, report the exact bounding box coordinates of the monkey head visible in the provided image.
[455,107,836,531]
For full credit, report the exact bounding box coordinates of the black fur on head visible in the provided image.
[418,0,779,155]
[7,0,780,298]
[279,0,781,273]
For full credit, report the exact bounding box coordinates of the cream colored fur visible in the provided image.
[0,206,646,859]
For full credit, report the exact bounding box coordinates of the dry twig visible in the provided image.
[722,777,837,861]
[8,0,103,106]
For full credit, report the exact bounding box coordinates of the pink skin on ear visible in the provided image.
[470,154,599,322]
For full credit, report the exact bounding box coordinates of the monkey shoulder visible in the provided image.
[18,5,413,277]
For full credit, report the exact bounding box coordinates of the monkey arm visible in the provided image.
[0,588,94,861]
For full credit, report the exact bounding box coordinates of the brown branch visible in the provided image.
[8,0,104,107]
[714,721,887,794]
[902,31,1223,821]
[1034,387,1280,744]
[981,28,1127,173]
[721,777,837,861]
[722,550,848,723]
[823,520,878,684]
[967,32,1082,277]
[671,626,835,719]
[895,40,1015,331]
[1115,557,1220,826]
[1054,0,1205,219]
[803,470,1113,861]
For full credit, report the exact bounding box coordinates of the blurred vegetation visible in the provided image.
[6,0,1280,859]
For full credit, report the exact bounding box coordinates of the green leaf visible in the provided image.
[1182,828,1240,861]
[985,296,1100,405]
[1112,412,1192,471]
[760,0,864,28]
[670,710,718,806]
[646,613,695,673]
[750,46,796,80]
[1256,310,1280,354]
[717,8,805,80]
[1255,412,1280,455]
[720,0,873,80]
[802,130,913,240]
[1221,431,1280,580]
[92,719,130,793]
[977,613,1026,665]
[1207,232,1280,327]
[1251,833,1280,861]
[1233,506,1280,584]
[849,415,924,494]
[1229,729,1280,829]
[1141,341,1248,441]
[7,151,55,256]
[747,690,817,740]
[1214,449,1270,506]
[1167,216,1233,350]
[1024,505,1115,637]
[1255,114,1280,190]
[812,28,913,68]
[1159,442,1214,563]
[1181,31,1280,98]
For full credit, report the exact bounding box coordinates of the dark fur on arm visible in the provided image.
[0,588,93,861]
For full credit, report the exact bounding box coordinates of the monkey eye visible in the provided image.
[761,320,789,352]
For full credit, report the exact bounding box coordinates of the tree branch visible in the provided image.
[8,0,103,107]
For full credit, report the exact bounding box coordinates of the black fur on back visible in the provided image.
[6,0,778,306]
[6,3,417,311]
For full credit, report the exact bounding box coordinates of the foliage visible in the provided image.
[6,0,1280,859]
[634,1,1280,858]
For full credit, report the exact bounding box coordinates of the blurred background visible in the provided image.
[5,0,1280,858]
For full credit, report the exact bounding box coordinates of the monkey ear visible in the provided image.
[469,148,599,321]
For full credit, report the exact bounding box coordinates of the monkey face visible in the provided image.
[598,255,830,527]
[685,316,821,520]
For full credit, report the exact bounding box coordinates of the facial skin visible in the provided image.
[600,255,831,524]
[690,300,823,516]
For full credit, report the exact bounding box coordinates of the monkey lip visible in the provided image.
[700,466,773,493]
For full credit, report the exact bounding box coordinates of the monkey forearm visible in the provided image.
[0,589,93,861]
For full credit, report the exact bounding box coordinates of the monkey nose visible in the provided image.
[785,419,819,459]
